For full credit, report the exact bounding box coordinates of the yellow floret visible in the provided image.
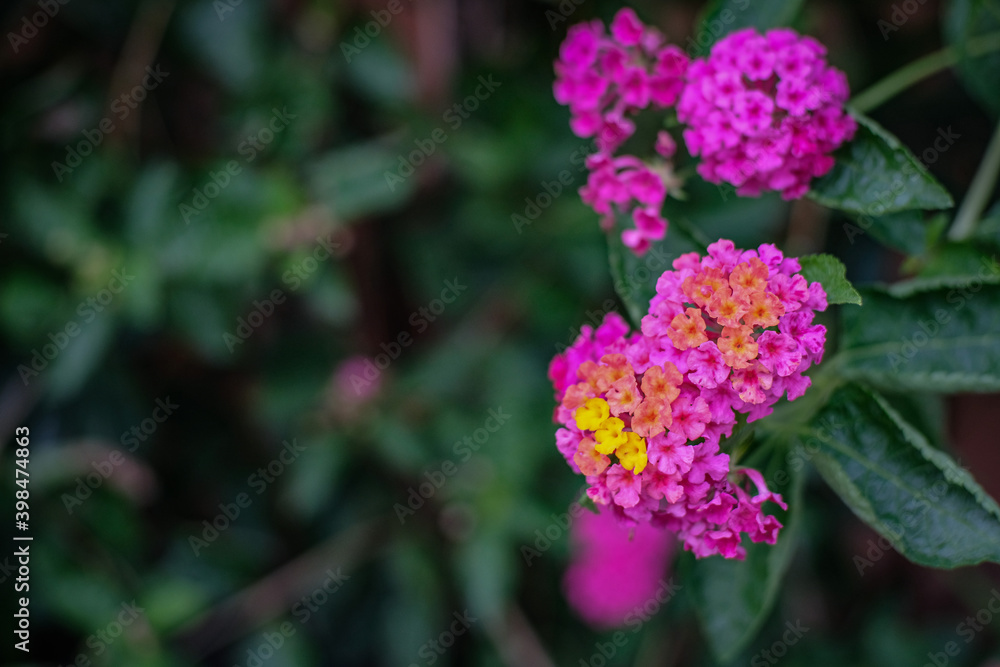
[616,431,648,474]
[574,397,610,431]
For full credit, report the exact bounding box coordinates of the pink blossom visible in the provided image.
[553,9,688,255]
[648,431,695,476]
[687,341,730,388]
[756,330,803,377]
[677,27,856,199]
[606,464,643,508]
[563,508,676,629]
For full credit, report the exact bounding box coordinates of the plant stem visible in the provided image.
[850,30,1000,114]
[948,118,1000,241]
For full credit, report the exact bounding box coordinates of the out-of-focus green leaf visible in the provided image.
[810,112,954,215]
[945,0,1000,117]
[836,282,1000,392]
[48,313,116,402]
[283,436,345,521]
[908,241,1000,290]
[457,531,514,622]
[178,1,265,92]
[125,162,180,248]
[974,201,1000,245]
[798,383,1000,568]
[307,140,416,221]
[847,210,943,257]
[142,578,209,634]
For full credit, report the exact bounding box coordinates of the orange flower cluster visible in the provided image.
[667,257,785,369]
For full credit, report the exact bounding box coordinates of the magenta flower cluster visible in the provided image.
[548,240,827,559]
[564,508,676,628]
[678,28,857,200]
[554,9,688,254]
[553,10,856,254]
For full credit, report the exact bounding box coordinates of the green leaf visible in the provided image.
[684,450,802,662]
[945,0,1000,117]
[307,139,416,221]
[798,254,863,305]
[974,201,1000,245]
[797,383,1000,568]
[48,314,116,403]
[836,281,1000,392]
[695,0,805,54]
[847,209,944,257]
[911,241,1000,290]
[607,229,648,329]
[809,111,954,215]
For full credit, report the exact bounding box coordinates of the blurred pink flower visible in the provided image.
[332,355,382,407]
[563,507,676,629]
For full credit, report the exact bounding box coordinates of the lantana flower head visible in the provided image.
[549,240,827,559]
[677,28,857,199]
[554,9,689,255]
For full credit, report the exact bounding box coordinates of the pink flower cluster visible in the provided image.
[678,28,857,199]
[554,12,857,252]
[554,9,688,254]
[564,508,676,628]
[548,240,827,559]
